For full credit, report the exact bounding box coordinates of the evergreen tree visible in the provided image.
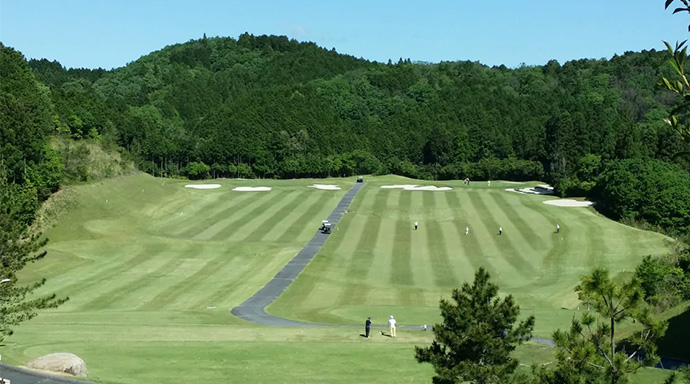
[0,170,68,339]
[415,268,535,384]
[540,269,666,384]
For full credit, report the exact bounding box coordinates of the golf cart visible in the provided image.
[321,222,332,234]
[357,176,363,183]
[319,220,329,231]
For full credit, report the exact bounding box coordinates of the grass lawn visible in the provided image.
[5,174,676,383]
[269,176,670,338]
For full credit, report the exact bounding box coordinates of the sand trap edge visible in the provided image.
[185,184,221,189]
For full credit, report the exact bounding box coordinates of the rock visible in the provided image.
[26,353,87,377]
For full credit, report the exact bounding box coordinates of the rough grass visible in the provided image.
[8,174,675,383]
[51,137,136,183]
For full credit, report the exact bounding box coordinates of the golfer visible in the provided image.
[499,226,503,235]
[556,224,560,233]
[365,317,372,338]
[465,226,469,235]
[388,315,397,337]
[414,221,418,230]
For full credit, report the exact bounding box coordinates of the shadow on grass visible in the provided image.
[658,308,690,360]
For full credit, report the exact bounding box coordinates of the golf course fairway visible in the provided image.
[5,173,673,383]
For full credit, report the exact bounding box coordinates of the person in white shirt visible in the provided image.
[465,226,469,235]
[414,221,418,230]
[388,315,397,337]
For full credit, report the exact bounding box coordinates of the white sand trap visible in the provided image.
[381,185,452,191]
[233,186,272,192]
[310,184,341,190]
[405,185,452,191]
[381,184,419,189]
[185,184,221,189]
[506,186,554,195]
[544,199,594,207]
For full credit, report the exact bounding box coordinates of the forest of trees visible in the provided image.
[20,32,690,234]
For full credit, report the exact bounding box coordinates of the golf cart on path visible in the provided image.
[320,220,332,234]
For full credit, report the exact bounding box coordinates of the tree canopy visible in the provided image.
[415,268,534,384]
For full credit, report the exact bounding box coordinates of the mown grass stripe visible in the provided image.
[177,192,272,239]
[206,192,288,241]
[389,191,414,304]
[517,197,592,290]
[155,191,236,235]
[141,244,240,310]
[336,187,384,306]
[168,193,255,237]
[444,191,497,277]
[468,191,538,278]
[79,245,197,311]
[237,191,307,242]
[274,192,333,244]
[425,217,460,288]
[257,191,322,242]
[408,191,434,304]
[454,191,511,284]
[421,192,459,288]
[188,255,269,310]
[56,244,160,305]
[490,192,547,251]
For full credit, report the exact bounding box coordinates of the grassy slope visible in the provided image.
[269,176,671,338]
[5,174,673,383]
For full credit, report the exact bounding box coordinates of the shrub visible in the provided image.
[183,161,210,180]
[597,158,690,235]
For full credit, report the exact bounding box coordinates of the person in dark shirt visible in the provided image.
[365,317,372,338]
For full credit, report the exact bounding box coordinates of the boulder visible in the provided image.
[26,353,87,377]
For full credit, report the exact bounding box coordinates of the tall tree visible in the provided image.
[541,269,666,384]
[415,267,535,384]
[0,168,68,339]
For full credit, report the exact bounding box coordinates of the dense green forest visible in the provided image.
[4,33,690,235]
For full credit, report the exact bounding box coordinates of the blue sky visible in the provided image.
[1,0,689,69]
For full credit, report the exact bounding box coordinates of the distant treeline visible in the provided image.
[4,33,690,234]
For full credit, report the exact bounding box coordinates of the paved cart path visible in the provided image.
[231,182,365,326]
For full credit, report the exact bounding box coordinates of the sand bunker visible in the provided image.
[544,199,594,207]
[310,184,341,190]
[185,184,221,189]
[506,185,554,195]
[381,185,451,191]
[381,185,419,189]
[233,186,272,192]
[406,185,452,191]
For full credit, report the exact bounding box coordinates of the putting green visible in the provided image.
[6,174,672,383]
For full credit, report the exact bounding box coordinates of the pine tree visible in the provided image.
[415,267,535,384]
[540,269,667,384]
[0,171,68,339]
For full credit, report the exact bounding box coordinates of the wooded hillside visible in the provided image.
[6,33,690,233]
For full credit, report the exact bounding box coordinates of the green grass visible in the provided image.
[6,174,676,383]
[269,176,671,338]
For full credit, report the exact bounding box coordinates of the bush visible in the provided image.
[597,158,690,235]
[183,161,210,180]
[635,254,690,309]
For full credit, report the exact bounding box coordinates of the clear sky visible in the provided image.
[1,0,689,70]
